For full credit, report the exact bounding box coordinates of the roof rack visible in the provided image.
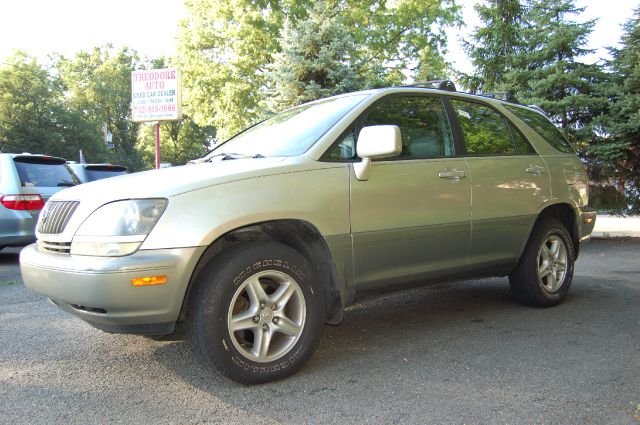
[480,92,520,104]
[402,80,457,92]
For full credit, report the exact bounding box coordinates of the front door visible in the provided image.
[348,95,472,291]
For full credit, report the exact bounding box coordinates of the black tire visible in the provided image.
[509,218,575,307]
[188,242,324,384]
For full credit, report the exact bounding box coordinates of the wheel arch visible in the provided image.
[179,219,345,327]
[522,203,580,261]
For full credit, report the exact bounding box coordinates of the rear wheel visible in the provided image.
[188,242,324,384]
[510,218,575,307]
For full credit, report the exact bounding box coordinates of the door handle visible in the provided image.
[526,165,545,175]
[438,170,467,179]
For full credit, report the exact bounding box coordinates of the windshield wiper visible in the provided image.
[188,153,266,164]
[57,181,76,187]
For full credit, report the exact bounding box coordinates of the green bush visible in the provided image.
[589,185,628,212]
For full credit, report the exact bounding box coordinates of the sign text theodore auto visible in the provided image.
[131,68,182,122]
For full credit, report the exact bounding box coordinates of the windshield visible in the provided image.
[205,94,368,158]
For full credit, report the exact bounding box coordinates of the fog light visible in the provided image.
[131,275,168,286]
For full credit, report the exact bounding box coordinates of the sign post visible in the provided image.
[131,68,182,168]
[155,123,161,170]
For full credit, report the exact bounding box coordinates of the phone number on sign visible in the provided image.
[133,104,177,114]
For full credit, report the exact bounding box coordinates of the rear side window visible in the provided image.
[451,99,533,156]
[13,158,78,188]
[504,105,575,153]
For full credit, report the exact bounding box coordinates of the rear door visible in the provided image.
[347,94,472,291]
[448,99,552,270]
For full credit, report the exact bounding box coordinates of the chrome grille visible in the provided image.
[37,201,79,234]
[38,240,72,254]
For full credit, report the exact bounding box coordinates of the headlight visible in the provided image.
[71,199,168,256]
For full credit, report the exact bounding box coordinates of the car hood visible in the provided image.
[52,157,290,202]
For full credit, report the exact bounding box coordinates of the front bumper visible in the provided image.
[20,244,206,335]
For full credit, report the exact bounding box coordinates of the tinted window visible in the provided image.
[504,105,574,153]
[510,125,536,154]
[14,159,78,188]
[85,169,127,181]
[324,129,357,161]
[361,96,454,159]
[451,99,517,156]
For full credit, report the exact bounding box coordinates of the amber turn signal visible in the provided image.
[131,275,168,286]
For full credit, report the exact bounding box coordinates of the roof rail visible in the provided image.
[481,92,520,104]
[403,80,457,92]
[527,105,547,116]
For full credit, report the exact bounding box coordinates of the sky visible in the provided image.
[0,0,637,73]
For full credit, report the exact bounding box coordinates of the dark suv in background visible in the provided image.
[66,162,128,183]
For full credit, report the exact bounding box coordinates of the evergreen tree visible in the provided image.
[463,0,527,93]
[510,0,607,137]
[591,7,640,211]
[264,2,363,112]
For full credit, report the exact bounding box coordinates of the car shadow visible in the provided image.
[146,276,599,422]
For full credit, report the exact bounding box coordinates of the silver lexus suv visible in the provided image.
[20,83,596,384]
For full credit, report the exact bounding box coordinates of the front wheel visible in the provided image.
[509,218,575,307]
[188,242,324,384]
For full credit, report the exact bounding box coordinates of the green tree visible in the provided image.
[465,0,607,137]
[263,2,363,111]
[176,0,459,140]
[509,0,607,136]
[462,0,527,92]
[57,46,145,170]
[0,51,101,159]
[137,116,213,168]
[591,7,640,211]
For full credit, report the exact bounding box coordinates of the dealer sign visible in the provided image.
[131,68,182,122]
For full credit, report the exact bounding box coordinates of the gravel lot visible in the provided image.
[1,239,639,424]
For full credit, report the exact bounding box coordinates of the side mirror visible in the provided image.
[354,125,402,181]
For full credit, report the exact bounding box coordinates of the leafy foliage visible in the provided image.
[0,52,101,159]
[176,0,460,140]
[137,116,213,168]
[57,46,145,170]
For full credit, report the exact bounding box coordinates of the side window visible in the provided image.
[324,129,357,161]
[450,99,518,156]
[361,96,454,159]
[510,125,536,154]
[504,105,575,153]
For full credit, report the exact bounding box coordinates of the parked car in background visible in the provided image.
[66,162,127,183]
[1,153,78,250]
[21,82,596,384]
